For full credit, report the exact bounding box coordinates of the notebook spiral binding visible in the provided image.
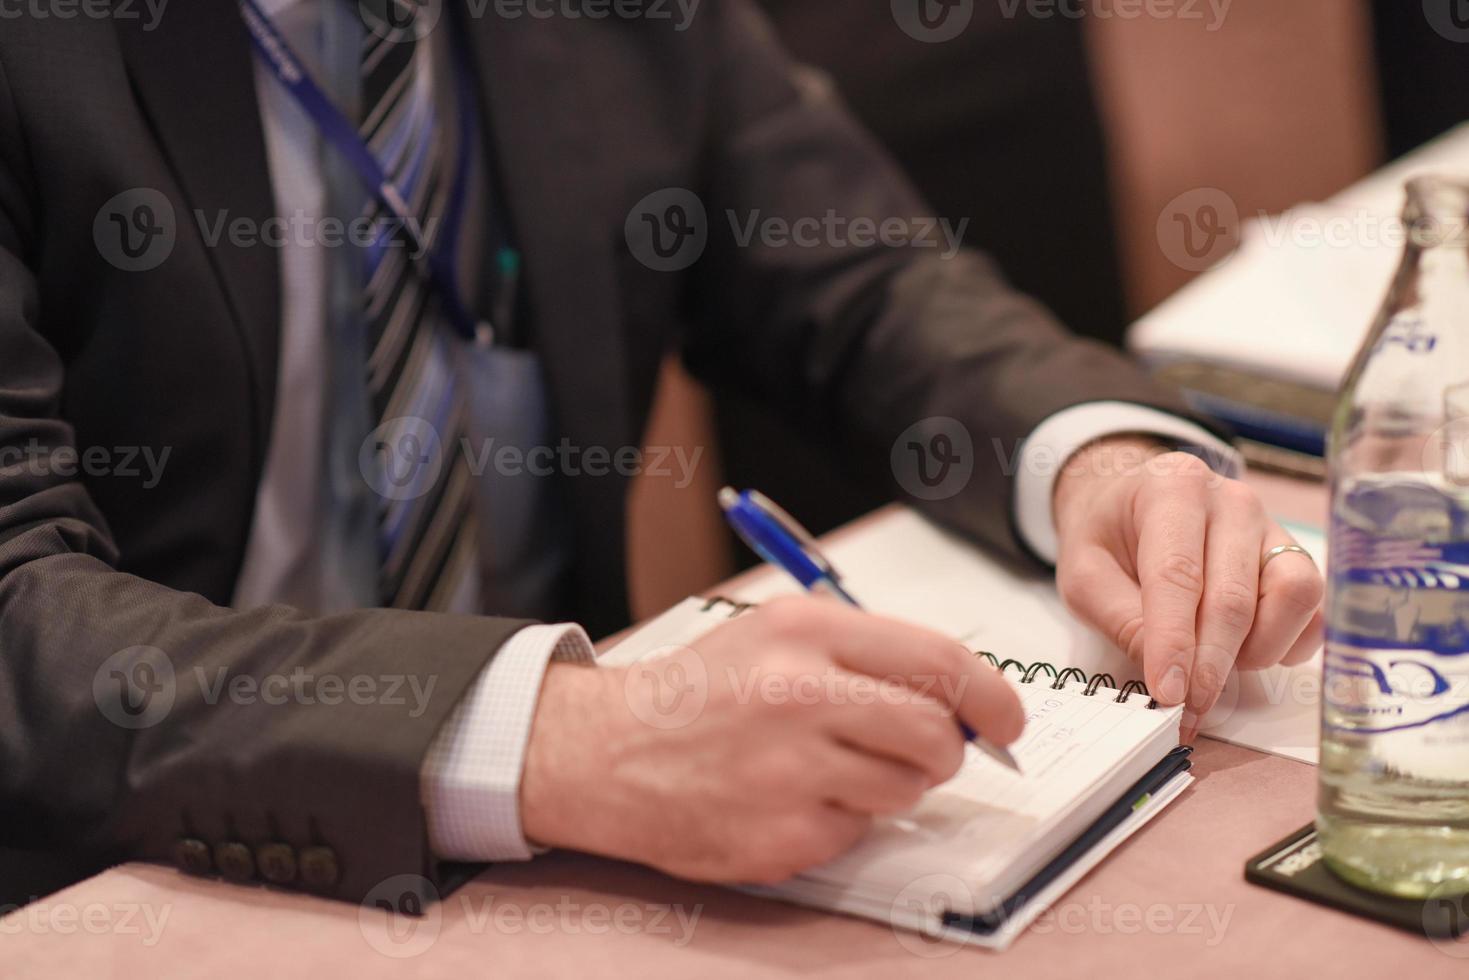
[701,595,1157,709]
[702,595,756,617]
[974,651,1158,708]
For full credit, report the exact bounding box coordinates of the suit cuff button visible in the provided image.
[214,842,256,882]
[173,838,213,876]
[299,845,340,890]
[257,843,298,885]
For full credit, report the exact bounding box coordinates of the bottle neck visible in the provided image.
[1403,233,1469,302]
[1404,176,1469,252]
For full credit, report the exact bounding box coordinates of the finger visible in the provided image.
[947,657,1025,747]
[1188,482,1267,715]
[1281,609,1325,666]
[1235,530,1324,671]
[1056,544,1146,667]
[816,745,931,816]
[1135,461,1210,705]
[814,605,1026,745]
[825,691,968,786]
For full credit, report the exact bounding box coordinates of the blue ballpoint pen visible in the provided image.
[718,487,1021,773]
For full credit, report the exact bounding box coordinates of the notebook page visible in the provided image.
[760,772,1194,952]
[730,506,1326,764]
[598,597,730,666]
[788,681,1181,903]
[727,508,1138,681]
[599,592,1186,928]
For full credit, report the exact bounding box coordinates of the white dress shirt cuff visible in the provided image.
[1013,401,1243,565]
[420,622,595,863]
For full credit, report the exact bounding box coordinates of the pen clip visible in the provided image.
[742,490,842,581]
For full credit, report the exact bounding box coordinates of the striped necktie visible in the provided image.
[358,3,482,612]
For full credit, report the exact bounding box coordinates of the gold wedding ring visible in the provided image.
[1261,543,1314,572]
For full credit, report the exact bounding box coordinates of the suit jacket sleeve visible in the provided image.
[0,59,532,906]
[682,0,1217,560]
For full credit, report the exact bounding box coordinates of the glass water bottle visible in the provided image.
[1319,175,1469,898]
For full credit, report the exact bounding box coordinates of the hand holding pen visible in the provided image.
[719,488,1023,772]
[524,591,1026,881]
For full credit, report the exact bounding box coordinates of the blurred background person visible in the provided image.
[634,1,1469,616]
[658,0,1412,591]
[711,1,1127,547]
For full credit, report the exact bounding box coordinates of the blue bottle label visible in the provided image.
[1323,642,1469,735]
[1326,516,1469,735]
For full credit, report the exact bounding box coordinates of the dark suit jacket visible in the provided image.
[727,0,1129,538]
[0,0,1201,907]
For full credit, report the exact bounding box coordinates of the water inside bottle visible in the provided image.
[1319,472,1469,897]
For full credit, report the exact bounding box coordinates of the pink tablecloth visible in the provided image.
[6,743,1465,976]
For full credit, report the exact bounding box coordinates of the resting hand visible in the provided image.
[519,596,1023,884]
[1052,437,1324,739]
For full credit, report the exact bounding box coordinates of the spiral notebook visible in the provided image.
[600,597,1193,951]
[725,506,1326,764]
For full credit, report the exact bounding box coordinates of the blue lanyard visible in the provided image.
[238,0,491,344]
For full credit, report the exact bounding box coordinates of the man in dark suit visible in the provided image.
[0,0,1322,908]
[727,0,1127,540]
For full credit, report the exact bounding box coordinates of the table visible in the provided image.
[6,476,1467,977]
